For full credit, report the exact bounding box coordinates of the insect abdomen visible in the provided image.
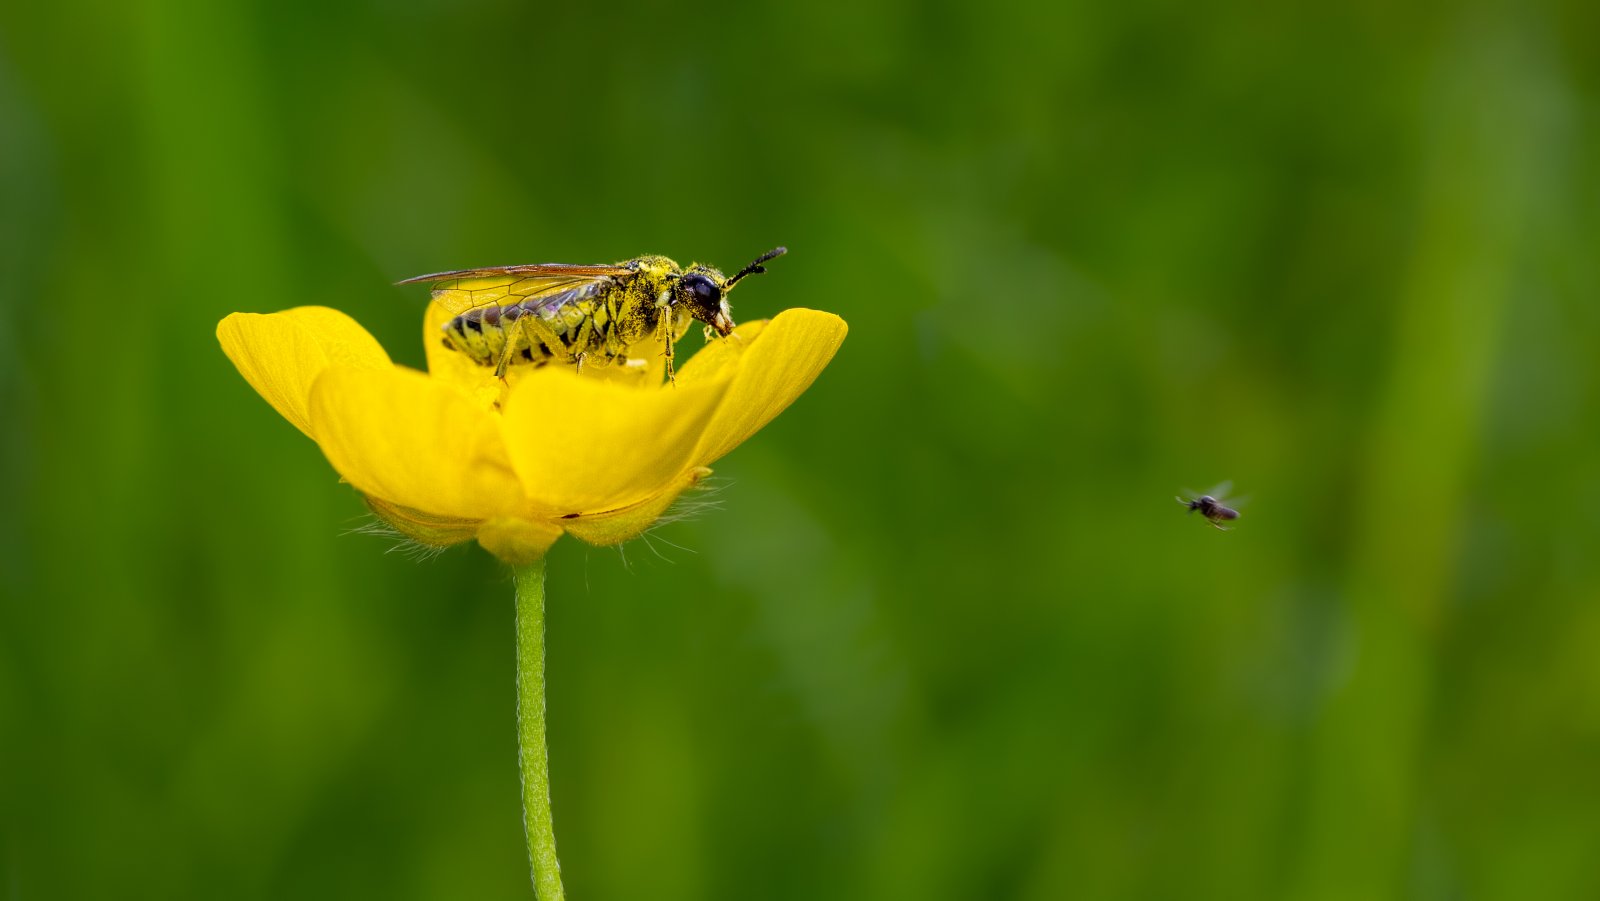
[443,303,540,366]
[442,298,625,368]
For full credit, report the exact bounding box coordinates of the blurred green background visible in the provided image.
[4,0,1599,898]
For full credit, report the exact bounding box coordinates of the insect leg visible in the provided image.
[512,313,573,369]
[569,317,597,367]
[509,318,545,376]
[494,314,553,377]
[659,319,677,385]
[494,326,522,378]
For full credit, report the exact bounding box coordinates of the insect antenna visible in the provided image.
[724,246,787,291]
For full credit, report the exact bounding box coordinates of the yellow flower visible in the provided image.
[217,300,846,564]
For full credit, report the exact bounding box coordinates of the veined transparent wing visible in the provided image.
[396,263,628,317]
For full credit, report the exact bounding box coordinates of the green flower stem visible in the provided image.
[514,558,565,901]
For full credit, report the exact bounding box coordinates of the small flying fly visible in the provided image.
[1177,482,1242,530]
[397,247,787,378]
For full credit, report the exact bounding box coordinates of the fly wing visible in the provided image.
[396,263,628,317]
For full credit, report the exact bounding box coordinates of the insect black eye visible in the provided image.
[682,274,720,306]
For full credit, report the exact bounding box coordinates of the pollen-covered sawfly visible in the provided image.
[397,247,786,379]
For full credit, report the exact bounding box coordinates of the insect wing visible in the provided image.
[397,263,628,317]
[425,275,601,317]
[523,280,609,315]
[1193,481,1246,509]
[396,262,626,284]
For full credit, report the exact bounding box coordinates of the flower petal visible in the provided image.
[500,366,731,514]
[218,307,391,440]
[692,309,847,465]
[309,365,523,520]
[673,319,771,387]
